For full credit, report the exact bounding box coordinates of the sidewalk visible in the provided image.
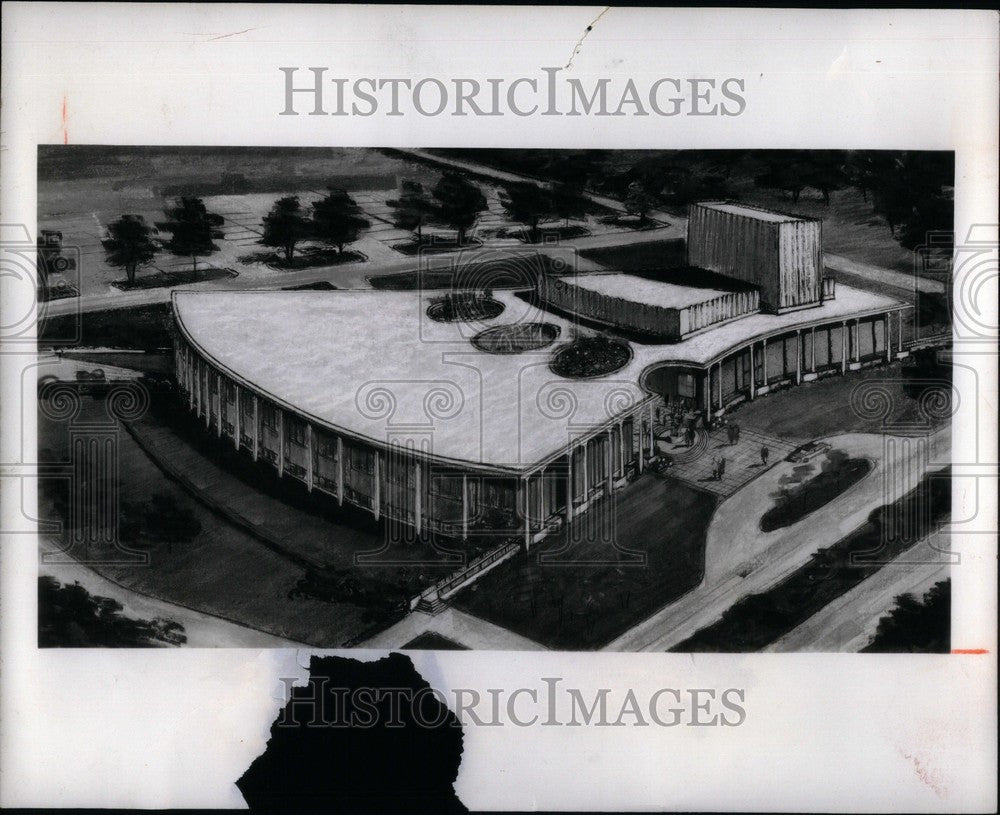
[359,606,548,651]
[604,425,951,651]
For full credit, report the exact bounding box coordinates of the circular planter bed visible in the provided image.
[549,336,632,378]
[426,293,504,323]
[471,322,560,354]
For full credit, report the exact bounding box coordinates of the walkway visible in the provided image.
[825,253,946,295]
[657,425,796,497]
[604,425,951,651]
[359,606,547,651]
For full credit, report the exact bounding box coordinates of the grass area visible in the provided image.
[760,451,873,532]
[36,393,464,647]
[237,249,365,269]
[40,303,174,350]
[111,267,237,291]
[58,350,173,375]
[671,467,951,652]
[728,362,952,443]
[369,253,564,291]
[454,474,717,649]
[580,238,687,271]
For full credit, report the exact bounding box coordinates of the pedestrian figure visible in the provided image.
[760,445,769,465]
[711,458,719,481]
[734,423,741,444]
[685,427,695,447]
[718,457,727,479]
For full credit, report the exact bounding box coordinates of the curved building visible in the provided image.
[171,203,911,547]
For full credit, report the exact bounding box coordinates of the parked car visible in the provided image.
[786,440,831,463]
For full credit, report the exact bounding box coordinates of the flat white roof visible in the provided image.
[556,273,733,310]
[173,283,905,471]
[695,201,811,224]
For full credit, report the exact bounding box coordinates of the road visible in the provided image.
[763,537,950,652]
[604,425,951,651]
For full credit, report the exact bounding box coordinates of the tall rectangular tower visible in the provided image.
[687,202,823,313]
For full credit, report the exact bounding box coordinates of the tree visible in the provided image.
[624,180,655,224]
[500,182,554,242]
[386,180,437,243]
[311,189,370,255]
[432,172,487,245]
[261,196,312,263]
[864,579,950,653]
[158,197,224,274]
[550,182,589,228]
[102,215,158,285]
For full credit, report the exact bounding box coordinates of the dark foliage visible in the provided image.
[101,214,158,284]
[158,197,225,273]
[261,196,313,263]
[431,172,487,245]
[387,180,438,242]
[550,336,632,378]
[311,189,371,255]
[864,579,950,653]
[38,575,186,647]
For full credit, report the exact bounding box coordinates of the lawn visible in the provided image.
[36,393,461,647]
[454,474,717,649]
[368,253,566,291]
[39,303,174,350]
[728,362,952,443]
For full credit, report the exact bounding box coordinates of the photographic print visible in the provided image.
[36,146,955,653]
[3,6,996,813]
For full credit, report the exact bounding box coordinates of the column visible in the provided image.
[716,361,723,410]
[702,372,711,413]
[605,430,613,496]
[233,387,241,450]
[795,331,802,384]
[581,441,589,499]
[336,436,344,506]
[648,402,656,457]
[413,458,422,535]
[616,422,624,477]
[885,313,892,362]
[841,321,848,374]
[897,310,904,354]
[277,409,285,477]
[637,415,645,474]
[761,338,768,385]
[853,319,861,363]
[748,343,756,399]
[305,423,314,492]
[216,375,223,438]
[566,448,575,519]
[252,395,260,461]
[523,476,531,549]
[186,348,194,410]
[373,449,381,521]
[461,472,469,539]
[811,326,817,371]
[203,368,210,428]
